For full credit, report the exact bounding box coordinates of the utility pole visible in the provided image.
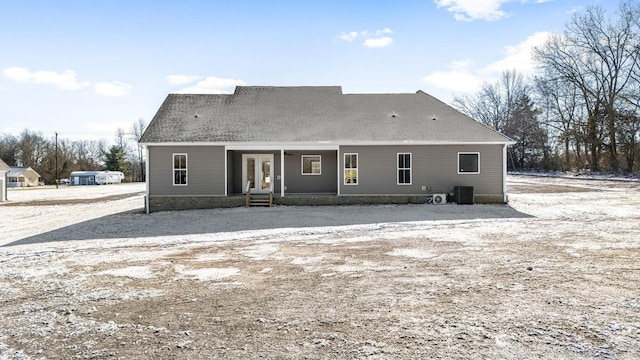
[55,131,58,189]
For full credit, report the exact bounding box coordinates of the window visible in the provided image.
[344,153,358,185]
[458,152,479,174]
[173,153,187,185]
[397,153,411,185]
[301,155,321,175]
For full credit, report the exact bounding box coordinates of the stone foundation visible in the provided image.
[148,196,244,212]
[148,194,507,212]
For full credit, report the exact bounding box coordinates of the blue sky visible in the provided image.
[0,0,616,142]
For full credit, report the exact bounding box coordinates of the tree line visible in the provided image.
[0,119,147,184]
[454,1,640,173]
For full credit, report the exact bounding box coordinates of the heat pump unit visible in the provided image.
[453,186,474,204]
[432,193,447,205]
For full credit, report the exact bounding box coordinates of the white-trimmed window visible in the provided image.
[458,152,480,174]
[173,153,187,185]
[344,153,358,185]
[397,153,411,185]
[301,155,321,175]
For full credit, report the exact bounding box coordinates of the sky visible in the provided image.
[0,0,618,142]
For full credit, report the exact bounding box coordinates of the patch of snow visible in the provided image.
[565,249,582,258]
[5,182,145,202]
[291,256,324,265]
[196,252,228,262]
[387,248,437,259]
[174,265,240,281]
[69,248,183,266]
[239,243,282,260]
[333,260,392,273]
[98,266,155,279]
[20,264,69,278]
[569,242,603,251]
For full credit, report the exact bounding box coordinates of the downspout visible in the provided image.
[145,146,150,214]
[502,144,508,204]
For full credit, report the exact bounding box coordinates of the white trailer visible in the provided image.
[71,171,124,185]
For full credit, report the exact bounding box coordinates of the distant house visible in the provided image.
[7,166,41,188]
[0,159,10,201]
[139,86,515,213]
[70,171,124,185]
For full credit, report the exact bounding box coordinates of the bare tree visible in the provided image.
[503,94,549,170]
[0,134,19,166]
[453,69,528,133]
[534,1,640,171]
[534,73,589,170]
[131,118,147,182]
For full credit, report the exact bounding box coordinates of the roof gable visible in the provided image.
[7,166,40,178]
[140,86,512,144]
[0,159,10,172]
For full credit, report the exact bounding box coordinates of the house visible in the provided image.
[70,171,124,185]
[7,166,41,188]
[139,86,514,213]
[0,159,10,201]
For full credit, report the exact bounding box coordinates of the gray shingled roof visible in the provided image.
[140,86,512,144]
[7,167,39,178]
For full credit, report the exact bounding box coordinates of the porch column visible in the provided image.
[280,149,285,198]
[337,148,341,196]
[144,146,150,214]
[223,146,228,196]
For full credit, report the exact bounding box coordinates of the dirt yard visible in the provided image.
[1,175,639,359]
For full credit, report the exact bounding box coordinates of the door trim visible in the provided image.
[242,154,274,194]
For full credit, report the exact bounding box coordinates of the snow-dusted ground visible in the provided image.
[1,176,639,359]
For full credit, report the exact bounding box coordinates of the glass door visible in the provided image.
[242,154,273,194]
[260,157,271,192]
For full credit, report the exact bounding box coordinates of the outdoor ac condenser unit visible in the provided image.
[453,186,474,204]
[432,193,447,205]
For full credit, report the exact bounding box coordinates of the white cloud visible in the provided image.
[176,76,246,94]
[339,28,394,48]
[94,81,132,96]
[422,31,552,95]
[375,28,394,36]
[340,31,359,42]
[481,31,552,76]
[363,37,394,48]
[422,61,483,94]
[434,0,554,21]
[166,74,200,85]
[434,0,509,21]
[3,66,90,90]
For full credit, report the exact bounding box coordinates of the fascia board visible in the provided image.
[141,140,514,147]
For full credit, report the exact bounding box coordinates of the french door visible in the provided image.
[242,154,273,194]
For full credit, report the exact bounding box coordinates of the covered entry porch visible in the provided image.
[225,145,339,198]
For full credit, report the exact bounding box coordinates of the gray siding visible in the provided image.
[339,145,504,196]
[148,145,225,196]
[283,151,337,193]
